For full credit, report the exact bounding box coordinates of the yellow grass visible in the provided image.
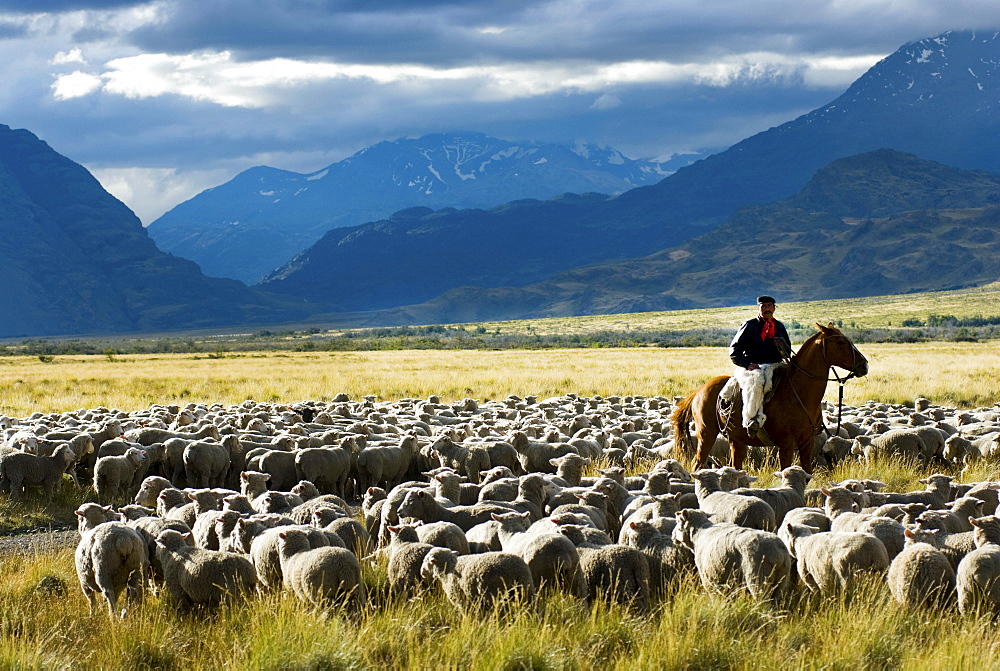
[2,340,1000,417]
[379,280,1000,336]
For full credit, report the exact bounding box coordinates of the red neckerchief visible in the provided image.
[761,318,775,340]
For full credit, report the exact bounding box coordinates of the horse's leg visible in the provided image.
[797,439,815,474]
[730,439,748,470]
[694,419,719,470]
[773,438,795,470]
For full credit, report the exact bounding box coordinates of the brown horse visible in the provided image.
[672,323,868,472]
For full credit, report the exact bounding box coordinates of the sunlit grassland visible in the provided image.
[2,517,998,669]
[3,339,1000,667]
[435,281,1000,336]
[2,340,1000,417]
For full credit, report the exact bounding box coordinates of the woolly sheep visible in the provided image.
[558,525,651,612]
[385,523,437,597]
[672,508,791,601]
[492,511,588,598]
[732,465,811,526]
[956,515,1000,615]
[182,439,232,488]
[414,521,470,555]
[94,448,146,504]
[133,475,172,507]
[294,440,357,498]
[692,469,776,532]
[397,489,512,532]
[320,515,372,556]
[620,520,694,593]
[0,444,75,502]
[780,523,890,594]
[76,502,117,534]
[356,435,420,493]
[277,528,364,609]
[250,524,340,591]
[256,450,299,492]
[155,529,257,609]
[75,521,149,617]
[427,436,491,484]
[419,546,535,612]
[507,430,577,474]
[886,528,957,609]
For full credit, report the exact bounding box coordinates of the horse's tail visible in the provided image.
[671,392,698,460]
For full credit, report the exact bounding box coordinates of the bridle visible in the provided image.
[786,331,866,438]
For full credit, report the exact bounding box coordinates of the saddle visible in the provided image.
[717,362,788,443]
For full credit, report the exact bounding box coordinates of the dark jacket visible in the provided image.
[729,317,790,368]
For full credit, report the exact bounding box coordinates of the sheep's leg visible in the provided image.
[81,583,99,616]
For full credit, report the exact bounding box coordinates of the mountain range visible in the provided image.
[0,125,309,338]
[147,133,679,284]
[4,30,1000,337]
[255,30,1000,321]
[365,149,1000,325]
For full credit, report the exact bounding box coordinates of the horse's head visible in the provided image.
[816,322,868,378]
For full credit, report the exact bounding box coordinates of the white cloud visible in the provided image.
[51,47,86,65]
[90,165,237,225]
[50,70,103,100]
[54,49,881,109]
[591,93,621,110]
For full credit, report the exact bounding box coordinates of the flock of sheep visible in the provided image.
[2,390,1000,618]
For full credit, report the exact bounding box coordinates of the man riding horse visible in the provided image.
[729,295,790,434]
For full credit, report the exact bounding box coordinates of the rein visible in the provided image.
[785,333,860,439]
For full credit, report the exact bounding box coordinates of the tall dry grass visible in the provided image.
[2,341,999,417]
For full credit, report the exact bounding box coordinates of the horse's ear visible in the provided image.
[816,322,830,332]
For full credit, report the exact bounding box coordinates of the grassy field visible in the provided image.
[3,340,1000,418]
[452,280,1000,336]
[2,455,999,669]
[2,341,999,668]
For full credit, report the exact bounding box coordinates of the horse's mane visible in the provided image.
[791,323,842,360]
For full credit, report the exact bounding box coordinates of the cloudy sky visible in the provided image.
[1,1,998,224]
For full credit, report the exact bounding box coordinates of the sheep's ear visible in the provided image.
[904,528,915,539]
[278,531,287,540]
[970,517,981,528]
[918,477,928,484]
[240,472,248,481]
[75,511,84,518]
[820,488,831,496]
[629,521,638,530]
[490,513,503,522]
[521,511,531,521]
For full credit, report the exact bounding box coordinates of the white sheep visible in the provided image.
[732,465,811,525]
[133,475,172,507]
[93,447,146,504]
[155,529,257,609]
[557,524,651,612]
[780,523,890,594]
[691,469,776,532]
[886,528,957,609]
[75,521,149,617]
[956,515,1000,615]
[671,508,791,601]
[419,546,535,612]
[493,511,588,598]
[276,528,364,610]
[0,444,75,502]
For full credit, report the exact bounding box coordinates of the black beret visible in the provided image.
[757,295,776,304]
